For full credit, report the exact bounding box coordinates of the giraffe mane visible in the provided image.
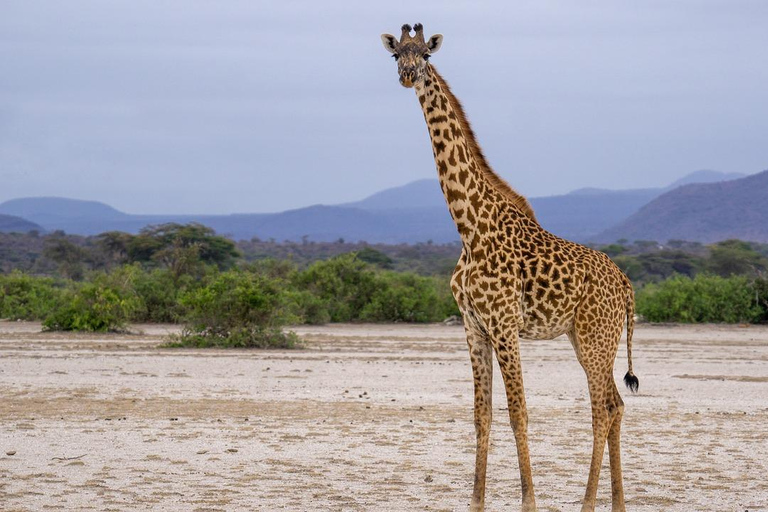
[429,66,539,224]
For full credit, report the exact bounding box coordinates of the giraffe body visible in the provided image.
[382,24,638,512]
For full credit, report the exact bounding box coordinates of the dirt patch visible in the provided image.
[1,321,767,511]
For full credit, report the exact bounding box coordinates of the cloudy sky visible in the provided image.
[1,1,767,214]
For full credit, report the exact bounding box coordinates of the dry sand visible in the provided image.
[1,321,767,511]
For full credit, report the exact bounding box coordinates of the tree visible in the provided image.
[127,223,240,273]
[42,237,89,279]
[599,244,627,258]
[96,231,134,265]
[355,247,394,269]
[706,240,768,277]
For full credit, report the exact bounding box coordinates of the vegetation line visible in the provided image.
[1,224,767,347]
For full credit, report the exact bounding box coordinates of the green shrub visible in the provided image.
[173,270,299,348]
[293,254,377,322]
[290,254,459,324]
[0,272,63,320]
[636,274,761,323]
[42,278,141,332]
[361,272,452,322]
[130,267,200,323]
[286,289,331,325]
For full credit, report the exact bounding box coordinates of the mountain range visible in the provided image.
[594,170,768,243]
[1,169,765,244]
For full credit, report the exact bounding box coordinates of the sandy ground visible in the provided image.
[0,322,767,511]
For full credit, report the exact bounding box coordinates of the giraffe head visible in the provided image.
[381,23,443,88]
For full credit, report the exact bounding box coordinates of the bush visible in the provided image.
[42,278,141,332]
[360,272,455,322]
[293,254,377,322]
[173,270,299,348]
[130,266,202,323]
[636,274,762,323]
[289,253,460,324]
[286,289,331,325]
[0,272,63,320]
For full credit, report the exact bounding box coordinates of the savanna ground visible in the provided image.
[1,321,767,511]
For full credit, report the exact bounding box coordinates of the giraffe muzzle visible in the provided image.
[400,69,417,88]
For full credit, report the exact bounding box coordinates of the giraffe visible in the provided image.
[381,24,639,512]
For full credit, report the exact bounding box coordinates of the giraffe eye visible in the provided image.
[392,54,399,61]
[423,54,430,60]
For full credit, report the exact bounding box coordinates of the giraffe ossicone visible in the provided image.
[381,23,639,512]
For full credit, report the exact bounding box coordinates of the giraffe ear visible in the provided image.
[381,34,398,54]
[427,34,443,53]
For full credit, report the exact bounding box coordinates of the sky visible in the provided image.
[1,1,767,214]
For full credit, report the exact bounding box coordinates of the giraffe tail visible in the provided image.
[623,282,639,393]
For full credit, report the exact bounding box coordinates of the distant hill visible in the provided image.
[666,169,745,189]
[0,197,127,222]
[344,179,446,210]
[594,170,768,243]
[0,214,43,233]
[344,169,743,241]
[342,178,660,242]
[0,197,456,243]
[0,169,754,243]
[530,189,661,241]
[222,205,456,244]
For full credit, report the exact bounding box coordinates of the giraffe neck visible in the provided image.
[414,65,537,246]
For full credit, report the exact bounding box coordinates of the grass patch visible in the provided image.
[164,327,301,349]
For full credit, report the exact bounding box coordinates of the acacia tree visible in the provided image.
[96,231,133,266]
[42,237,89,279]
[128,223,239,272]
[706,240,768,277]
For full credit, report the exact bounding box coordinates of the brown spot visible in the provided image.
[445,187,466,204]
[458,145,467,163]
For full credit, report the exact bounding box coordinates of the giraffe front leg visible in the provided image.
[493,329,537,512]
[464,324,493,512]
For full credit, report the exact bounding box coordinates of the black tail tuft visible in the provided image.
[624,372,639,393]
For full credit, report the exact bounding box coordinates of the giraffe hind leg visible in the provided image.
[568,328,624,512]
[607,380,627,512]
